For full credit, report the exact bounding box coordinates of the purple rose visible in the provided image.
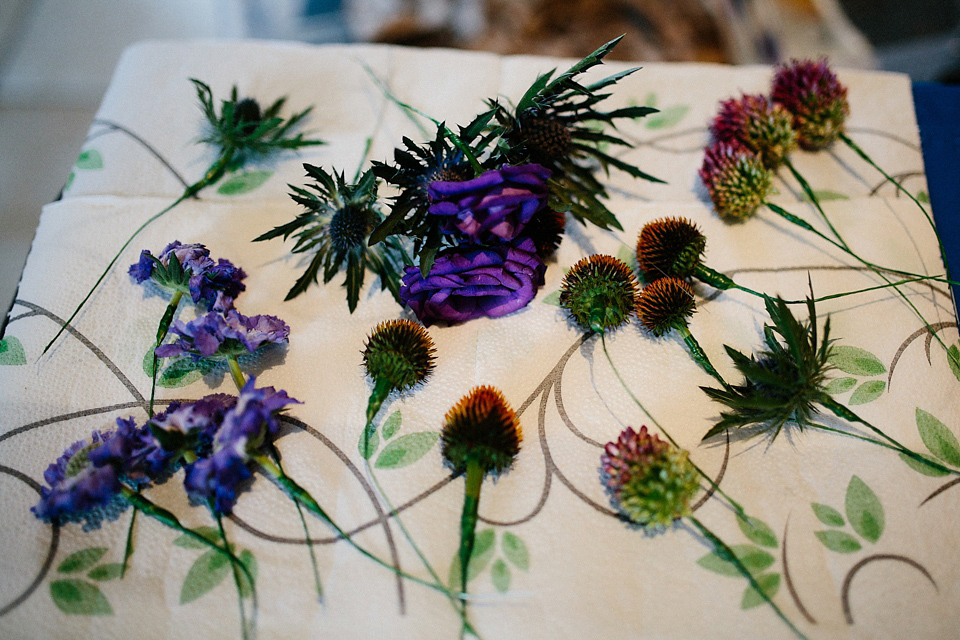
[399,237,546,326]
[428,164,551,243]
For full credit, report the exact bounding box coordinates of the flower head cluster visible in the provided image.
[559,255,639,334]
[635,277,697,336]
[129,241,246,312]
[363,319,436,392]
[710,94,796,170]
[441,386,522,477]
[772,59,849,151]
[600,426,700,527]
[636,218,707,281]
[699,142,774,220]
[156,310,289,360]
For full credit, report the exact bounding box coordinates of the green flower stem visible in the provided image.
[839,132,950,281]
[818,396,958,476]
[694,264,765,299]
[215,509,252,640]
[782,275,945,304]
[675,324,726,386]
[120,501,138,578]
[362,377,393,459]
[228,357,247,393]
[600,334,747,518]
[458,458,485,630]
[689,516,808,640]
[150,290,184,416]
[122,488,257,640]
[41,150,234,358]
[782,158,849,252]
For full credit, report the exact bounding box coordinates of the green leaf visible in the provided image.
[374,432,439,469]
[615,244,637,272]
[741,573,780,610]
[828,346,886,376]
[814,530,862,553]
[448,528,497,587]
[948,345,960,382]
[501,531,529,571]
[803,189,848,202]
[0,336,27,365]
[541,290,561,306]
[58,548,108,574]
[848,380,886,405]
[811,503,844,527]
[237,549,258,598]
[916,408,960,467]
[918,191,930,203]
[845,475,884,543]
[696,545,775,577]
[173,526,222,549]
[491,559,511,593]
[180,549,232,604]
[899,451,950,476]
[76,149,103,170]
[824,377,857,395]
[216,170,273,195]
[87,563,124,582]
[50,580,113,615]
[358,422,380,459]
[645,105,689,129]
[382,411,402,440]
[736,515,778,548]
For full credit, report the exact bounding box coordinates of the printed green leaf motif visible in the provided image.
[916,408,960,467]
[358,422,379,460]
[899,452,950,477]
[0,336,27,365]
[501,531,529,571]
[811,503,844,527]
[824,377,857,395]
[828,346,886,376]
[645,105,690,130]
[491,559,511,593]
[736,515,778,548]
[814,530,861,553]
[374,432,439,469]
[58,548,108,574]
[50,580,113,615]
[382,411,402,440]
[64,171,75,191]
[741,573,780,610]
[173,526,222,549]
[804,189,848,202]
[217,170,273,195]
[87,564,124,582]
[849,380,886,405]
[845,475,884,543]
[948,345,960,382]
[238,550,258,598]
[180,549,232,604]
[696,544,775,577]
[76,149,103,170]
[448,528,497,587]
[143,346,211,387]
[542,290,561,306]
[917,191,930,203]
[616,244,637,272]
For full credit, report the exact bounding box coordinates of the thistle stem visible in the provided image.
[694,264,765,299]
[215,509,252,640]
[150,290,183,416]
[689,516,808,640]
[458,458,484,634]
[783,158,849,251]
[120,501,138,578]
[228,357,247,393]
[676,325,726,386]
[781,275,945,304]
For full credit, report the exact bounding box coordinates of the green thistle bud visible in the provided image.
[559,255,639,333]
[441,386,522,477]
[362,319,436,392]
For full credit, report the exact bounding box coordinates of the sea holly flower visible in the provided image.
[559,255,638,334]
[156,310,289,360]
[600,426,699,528]
[256,165,407,311]
[427,164,551,243]
[772,59,849,151]
[699,142,774,220]
[399,237,546,326]
[709,94,797,170]
[129,241,247,312]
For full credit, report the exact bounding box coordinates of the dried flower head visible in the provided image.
[363,319,437,392]
[710,94,797,170]
[636,217,706,281]
[524,208,567,259]
[772,59,849,151]
[600,426,700,527]
[560,255,639,333]
[636,277,696,336]
[442,386,522,477]
[699,142,774,220]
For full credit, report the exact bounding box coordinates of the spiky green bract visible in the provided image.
[600,426,700,527]
[701,296,833,441]
[485,36,661,233]
[772,59,849,151]
[362,319,436,392]
[442,386,522,477]
[560,255,639,334]
[255,165,408,311]
[699,142,774,220]
[635,277,696,336]
[710,94,797,170]
[191,79,324,171]
[636,217,706,281]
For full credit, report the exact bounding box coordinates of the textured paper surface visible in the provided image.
[1,41,958,640]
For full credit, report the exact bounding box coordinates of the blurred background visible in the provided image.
[2,0,959,314]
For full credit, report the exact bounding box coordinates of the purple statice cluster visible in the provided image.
[130,240,246,312]
[33,379,299,526]
[157,310,290,361]
[399,164,553,325]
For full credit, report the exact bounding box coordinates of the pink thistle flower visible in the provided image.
[699,142,774,220]
[772,58,850,151]
[710,94,796,169]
